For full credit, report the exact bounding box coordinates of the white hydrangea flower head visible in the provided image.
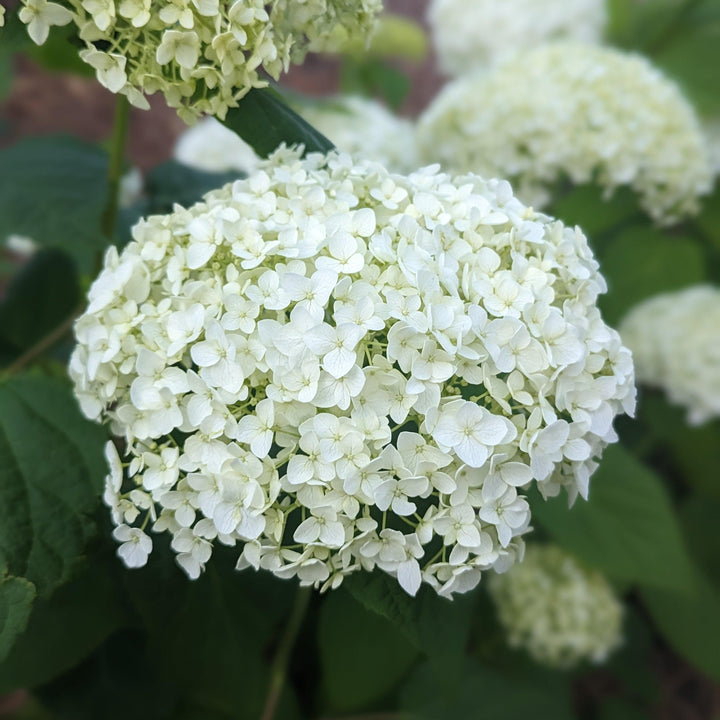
[489,544,623,668]
[417,43,712,224]
[427,0,606,76]
[17,0,382,121]
[620,285,720,426]
[704,121,720,178]
[175,118,261,175]
[70,147,634,597]
[300,96,420,173]
[175,97,419,176]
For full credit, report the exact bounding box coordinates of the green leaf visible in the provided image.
[530,444,696,593]
[599,227,706,325]
[343,571,421,648]
[318,589,419,713]
[0,249,80,365]
[0,551,127,693]
[636,393,720,500]
[0,137,109,272]
[0,571,36,663]
[343,571,477,663]
[548,185,644,245]
[652,0,720,115]
[400,659,575,720]
[35,630,181,720]
[222,87,334,159]
[125,550,298,719]
[680,496,720,587]
[0,375,107,597]
[642,573,720,680]
[339,59,411,110]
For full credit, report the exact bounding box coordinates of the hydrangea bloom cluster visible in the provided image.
[417,43,712,224]
[175,97,418,176]
[17,0,382,121]
[427,0,605,76]
[70,147,634,597]
[620,286,720,426]
[488,545,623,667]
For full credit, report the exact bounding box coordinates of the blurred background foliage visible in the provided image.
[0,0,719,718]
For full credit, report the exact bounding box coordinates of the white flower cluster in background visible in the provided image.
[175,118,261,175]
[70,147,634,597]
[427,0,605,76]
[174,97,418,176]
[488,544,623,667]
[300,96,420,173]
[620,285,720,425]
[417,43,712,224]
[704,121,720,178]
[17,0,382,121]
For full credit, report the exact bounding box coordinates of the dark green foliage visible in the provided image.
[222,88,334,159]
[0,137,109,272]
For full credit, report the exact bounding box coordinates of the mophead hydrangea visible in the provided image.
[70,147,635,597]
[489,544,623,667]
[427,0,605,75]
[620,285,720,426]
[417,43,711,224]
[17,0,382,120]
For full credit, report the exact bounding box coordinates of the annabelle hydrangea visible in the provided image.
[620,286,720,425]
[489,545,623,667]
[417,43,712,224]
[175,97,418,176]
[70,147,634,597]
[16,0,382,121]
[427,0,605,76]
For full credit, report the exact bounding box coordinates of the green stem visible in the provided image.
[259,586,312,720]
[1,305,82,381]
[101,94,131,240]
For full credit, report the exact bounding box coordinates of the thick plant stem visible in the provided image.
[259,586,312,720]
[101,94,131,240]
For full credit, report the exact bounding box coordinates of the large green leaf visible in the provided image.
[125,550,298,719]
[0,375,107,597]
[652,0,720,115]
[548,185,644,245]
[599,227,706,325]
[0,249,80,366]
[0,551,127,693]
[680,496,720,587]
[642,574,720,680]
[400,659,575,720]
[222,88,334,159]
[635,393,720,500]
[318,589,419,713]
[530,445,697,593]
[343,571,421,648]
[0,137,109,272]
[343,570,477,666]
[0,569,35,663]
